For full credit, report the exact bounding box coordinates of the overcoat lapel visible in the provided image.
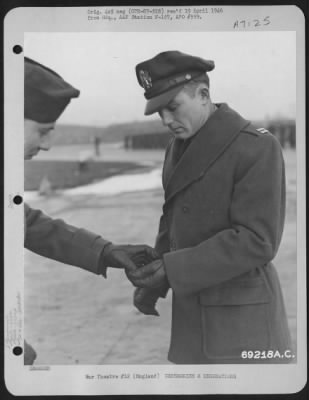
[163,104,250,205]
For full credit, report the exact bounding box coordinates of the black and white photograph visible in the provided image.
[4,5,306,396]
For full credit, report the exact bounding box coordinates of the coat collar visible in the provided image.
[163,103,250,205]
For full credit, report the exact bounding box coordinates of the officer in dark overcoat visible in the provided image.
[127,51,292,364]
[23,57,157,364]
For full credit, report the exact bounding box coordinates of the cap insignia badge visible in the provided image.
[139,70,152,90]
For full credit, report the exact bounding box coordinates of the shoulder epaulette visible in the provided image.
[256,127,270,134]
[241,125,270,137]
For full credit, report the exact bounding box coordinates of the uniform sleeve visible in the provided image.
[163,133,286,296]
[24,203,110,275]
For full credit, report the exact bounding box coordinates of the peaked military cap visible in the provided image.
[136,51,215,115]
[24,57,80,123]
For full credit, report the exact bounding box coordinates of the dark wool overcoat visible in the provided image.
[24,203,108,274]
[155,103,292,364]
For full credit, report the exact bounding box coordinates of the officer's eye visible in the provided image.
[166,103,178,112]
[40,128,53,136]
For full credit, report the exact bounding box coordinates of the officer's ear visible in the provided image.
[201,86,209,99]
[197,85,209,103]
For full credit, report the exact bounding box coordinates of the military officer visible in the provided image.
[127,51,292,364]
[24,57,157,364]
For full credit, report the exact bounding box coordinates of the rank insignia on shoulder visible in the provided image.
[256,127,269,134]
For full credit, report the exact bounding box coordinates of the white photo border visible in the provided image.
[3,4,306,396]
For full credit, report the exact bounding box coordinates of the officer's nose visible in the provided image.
[159,109,173,127]
[40,134,52,151]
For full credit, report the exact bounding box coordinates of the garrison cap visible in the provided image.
[24,57,80,123]
[136,51,215,115]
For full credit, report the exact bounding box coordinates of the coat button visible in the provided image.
[182,205,189,213]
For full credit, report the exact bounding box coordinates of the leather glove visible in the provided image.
[99,243,159,276]
[24,340,37,365]
[134,287,160,316]
[127,259,168,289]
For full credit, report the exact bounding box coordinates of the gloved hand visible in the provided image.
[127,259,168,289]
[24,340,37,365]
[99,244,159,276]
[134,287,160,316]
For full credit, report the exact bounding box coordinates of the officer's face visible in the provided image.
[24,119,55,160]
[158,86,209,140]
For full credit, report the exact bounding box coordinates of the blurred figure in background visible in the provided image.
[128,51,292,364]
[93,134,101,157]
[24,57,157,364]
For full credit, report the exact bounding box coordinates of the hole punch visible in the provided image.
[13,45,23,54]
[13,195,23,205]
[13,346,23,356]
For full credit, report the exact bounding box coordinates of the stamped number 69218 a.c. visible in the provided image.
[241,350,295,359]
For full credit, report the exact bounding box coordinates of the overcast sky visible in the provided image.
[25,31,296,126]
